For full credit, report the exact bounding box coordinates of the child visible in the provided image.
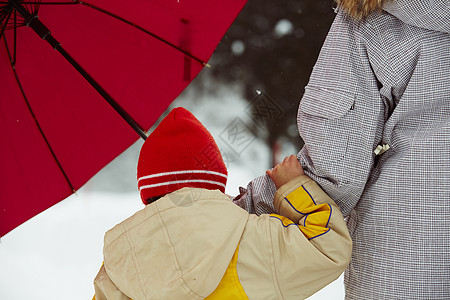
[93,107,352,299]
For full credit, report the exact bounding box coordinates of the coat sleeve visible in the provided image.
[297,10,389,217]
[235,11,390,217]
[236,175,352,299]
[232,174,277,215]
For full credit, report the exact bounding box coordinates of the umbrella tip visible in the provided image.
[204,62,211,68]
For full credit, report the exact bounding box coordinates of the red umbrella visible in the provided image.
[0,0,246,237]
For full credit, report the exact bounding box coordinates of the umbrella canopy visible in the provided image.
[0,0,246,237]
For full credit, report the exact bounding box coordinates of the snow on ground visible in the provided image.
[0,81,344,299]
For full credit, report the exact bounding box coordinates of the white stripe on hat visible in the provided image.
[138,170,228,182]
[139,179,226,191]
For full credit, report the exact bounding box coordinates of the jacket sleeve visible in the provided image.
[297,9,389,217]
[235,11,388,217]
[93,264,131,300]
[269,175,352,299]
[236,175,352,299]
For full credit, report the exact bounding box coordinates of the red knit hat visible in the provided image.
[137,107,228,204]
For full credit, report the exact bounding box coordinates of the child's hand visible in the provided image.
[266,155,305,189]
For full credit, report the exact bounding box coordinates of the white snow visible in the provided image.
[274,19,294,38]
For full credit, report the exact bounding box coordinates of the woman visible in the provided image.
[235,1,450,298]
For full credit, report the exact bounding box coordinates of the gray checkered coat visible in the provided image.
[234,1,450,299]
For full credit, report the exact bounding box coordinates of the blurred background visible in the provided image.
[210,0,335,159]
[91,0,336,193]
[0,1,343,299]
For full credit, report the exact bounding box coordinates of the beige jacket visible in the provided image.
[94,175,352,299]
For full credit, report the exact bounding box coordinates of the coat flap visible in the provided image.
[300,86,355,119]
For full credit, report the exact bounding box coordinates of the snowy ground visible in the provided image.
[0,83,345,299]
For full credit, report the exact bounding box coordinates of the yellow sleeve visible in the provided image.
[268,175,352,298]
[271,178,333,239]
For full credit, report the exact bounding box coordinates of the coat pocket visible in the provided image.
[298,86,356,164]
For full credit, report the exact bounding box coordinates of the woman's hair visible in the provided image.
[336,0,391,19]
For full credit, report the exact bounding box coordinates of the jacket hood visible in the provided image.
[383,0,450,33]
[102,188,249,299]
[337,0,450,34]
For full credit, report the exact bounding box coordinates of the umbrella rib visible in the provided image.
[55,43,150,140]
[13,8,15,64]
[7,2,78,4]
[9,0,149,140]
[3,37,76,194]
[1,0,209,66]
[78,1,210,67]
[0,10,11,40]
